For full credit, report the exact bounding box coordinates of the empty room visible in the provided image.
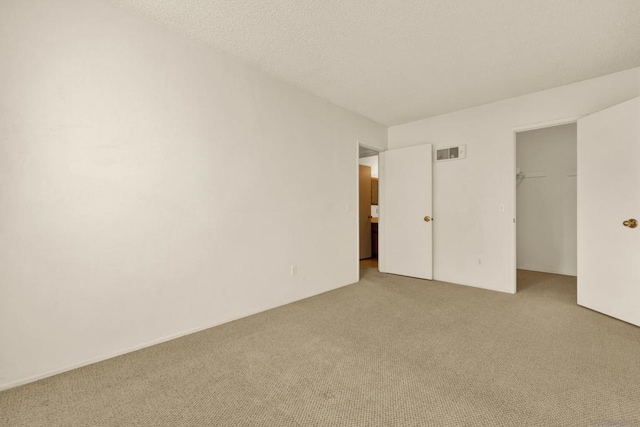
[1,1,640,426]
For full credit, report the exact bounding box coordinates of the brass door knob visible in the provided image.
[623,219,638,228]
[424,216,432,222]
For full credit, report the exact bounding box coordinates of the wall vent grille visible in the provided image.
[436,145,466,162]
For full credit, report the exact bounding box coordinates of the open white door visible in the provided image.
[379,144,433,280]
[577,97,640,327]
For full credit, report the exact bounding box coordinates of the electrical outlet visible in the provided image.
[478,258,483,266]
[290,265,297,276]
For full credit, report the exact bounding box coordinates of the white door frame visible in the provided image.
[355,140,382,280]
[511,116,582,293]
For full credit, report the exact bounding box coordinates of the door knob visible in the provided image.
[424,216,432,222]
[623,219,638,228]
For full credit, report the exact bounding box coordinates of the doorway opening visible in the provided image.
[358,143,380,273]
[515,122,577,294]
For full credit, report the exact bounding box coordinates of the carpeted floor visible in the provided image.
[2,269,639,426]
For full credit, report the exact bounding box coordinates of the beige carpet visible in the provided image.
[2,269,639,426]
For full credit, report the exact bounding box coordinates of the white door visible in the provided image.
[379,144,433,280]
[577,96,640,327]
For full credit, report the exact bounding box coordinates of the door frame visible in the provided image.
[511,116,582,293]
[355,140,382,280]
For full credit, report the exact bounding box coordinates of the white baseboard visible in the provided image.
[0,314,244,392]
[517,266,577,277]
[0,280,355,392]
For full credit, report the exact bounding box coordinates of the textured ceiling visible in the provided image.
[108,0,640,126]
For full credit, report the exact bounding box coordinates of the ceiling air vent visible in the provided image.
[436,145,466,162]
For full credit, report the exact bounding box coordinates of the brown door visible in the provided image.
[359,165,372,259]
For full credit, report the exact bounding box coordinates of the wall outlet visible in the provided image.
[478,258,483,266]
[290,265,297,276]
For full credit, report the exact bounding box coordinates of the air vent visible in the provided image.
[436,145,466,162]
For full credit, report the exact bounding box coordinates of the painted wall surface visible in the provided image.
[358,155,379,178]
[388,67,640,293]
[516,124,577,276]
[0,0,386,389]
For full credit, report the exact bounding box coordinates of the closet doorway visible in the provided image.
[515,122,577,294]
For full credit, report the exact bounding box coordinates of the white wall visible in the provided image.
[388,67,640,293]
[516,124,577,276]
[359,155,379,178]
[0,0,386,389]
